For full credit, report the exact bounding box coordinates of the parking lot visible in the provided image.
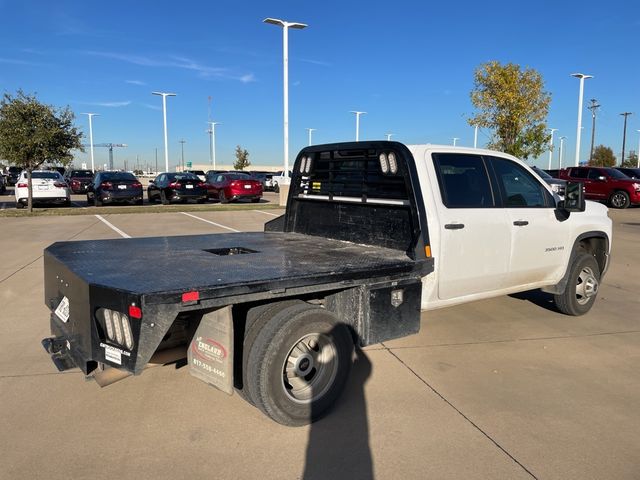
[1,206,639,480]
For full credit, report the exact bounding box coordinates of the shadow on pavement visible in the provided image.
[303,347,374,480]
[509,289,560,313]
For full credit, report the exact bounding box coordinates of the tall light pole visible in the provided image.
[81,113,99,172]
[386,133,395,141]
[306,128,316,146]
[620,112,632,166]
[548,128,558,170]
[473,125,478,148]
[559,136,567,169]
[208,122,221,168]
[637,130,640,168]
[571,73,593,166]
[264,18,307,181]
[152,91,176,172]
[452,137,459,146]
[179,139,186,171]
[587,99,600,163]
[350,111,366,141]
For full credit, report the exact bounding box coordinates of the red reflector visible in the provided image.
[182,291,199,302]
[128,305,142,319]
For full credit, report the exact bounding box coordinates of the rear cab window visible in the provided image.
[432,153,495,208]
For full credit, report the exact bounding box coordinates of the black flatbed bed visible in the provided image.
[45,232,426,304]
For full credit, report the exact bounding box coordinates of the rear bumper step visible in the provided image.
[41,336,77,372]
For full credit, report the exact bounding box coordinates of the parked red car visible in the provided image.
[558,166,640,209]
[205,172,262,203]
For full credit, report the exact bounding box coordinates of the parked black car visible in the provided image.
[87,171,143,206]
[532,167,566,196]
[6,166,22,186]
[148,172,207,204]
[615,167,640,179]
[65,169,94,193]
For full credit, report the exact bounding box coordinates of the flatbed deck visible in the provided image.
[45,232,428,304]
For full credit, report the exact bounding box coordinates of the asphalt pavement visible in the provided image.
[0,206,639,480]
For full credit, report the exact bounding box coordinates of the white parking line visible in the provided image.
[94,215,131,238]
[254,210,280,217]
[180,212,240,232]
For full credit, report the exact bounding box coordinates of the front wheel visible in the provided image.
[273,183,280,194]
[245,303,354,426]
[554,252,600,316]
[609,190,630,209]
[94,196,102,207]
[219,191,229,204]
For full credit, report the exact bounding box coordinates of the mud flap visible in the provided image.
[187,306,234,395]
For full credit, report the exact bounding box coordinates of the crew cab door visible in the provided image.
[431,153,511,300]
[488,156,569,285]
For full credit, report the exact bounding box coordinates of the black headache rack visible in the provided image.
[42,141,433,379]
[266,141,431,261]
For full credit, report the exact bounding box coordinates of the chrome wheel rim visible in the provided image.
[576,266,598,305]
[611,193,626,208]
[282,333,338,404]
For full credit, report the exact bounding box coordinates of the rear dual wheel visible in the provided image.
[242,302,354,426]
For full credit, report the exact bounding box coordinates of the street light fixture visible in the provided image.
[81,113,100,172]
[473,125,479,148]
[571,73,593,166]
[386,133,395,141]
[306,128,316,146]
[452,137,459,146]
[179,139,186,171]
[350,111,366,141]
[548,128,558,170]
[207,122,221,168]
[264,17,308,181]
[152,91,177,172]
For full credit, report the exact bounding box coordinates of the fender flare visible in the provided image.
[541,231,610,295]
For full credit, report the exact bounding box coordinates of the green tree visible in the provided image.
[0,91,83,211]
[234,145,250,170]
[621,150,638,168]
[589,145,616,167]
[468,61,551,159]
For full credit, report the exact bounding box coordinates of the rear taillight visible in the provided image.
[100,181,113,190]
[17,183,28,188]
[230,181,238,187]
[132,182,142,188]
[169,182,181,188]
[54,181,67,188]
[71,179,79,185]
[197,182,205,188]
[98,308,135,350]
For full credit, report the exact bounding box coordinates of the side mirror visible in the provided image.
[559,181,585,213]
[597,175,607,182]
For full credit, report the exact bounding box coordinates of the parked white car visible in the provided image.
[14,170,71,208]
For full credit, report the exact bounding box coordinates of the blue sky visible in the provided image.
[1,0,638,170]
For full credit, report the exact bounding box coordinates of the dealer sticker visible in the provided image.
[103,344,122,365]
[54,296,70,323]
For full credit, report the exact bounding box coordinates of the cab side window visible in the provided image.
[587,169,602,180]
[432,153,495,208]
[490,157,552,207]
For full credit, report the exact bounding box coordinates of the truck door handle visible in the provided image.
[513,220,529,226]
[444,223,465,230]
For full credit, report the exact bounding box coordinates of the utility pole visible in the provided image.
[587,99,600,163]
[179,139,186,171]
[620,112,632,166]
[155,148,158,174]
[548,128,558,170]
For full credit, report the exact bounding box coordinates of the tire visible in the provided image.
[136,199,143,206]
[160,190,169,205]
[608,190,630,209]
[63,199,71,208]
[554,252,600,316]
[245,302,354,426]
[219,191,229,204]
[273,183,280,194]
[251,198,260,203]
[238,300,305,405]
[94,196,102,207]
[16,201,25,209]
[197,198,205,204]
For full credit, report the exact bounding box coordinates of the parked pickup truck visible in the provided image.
[42,141,611,426]
[558,166,640,209]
